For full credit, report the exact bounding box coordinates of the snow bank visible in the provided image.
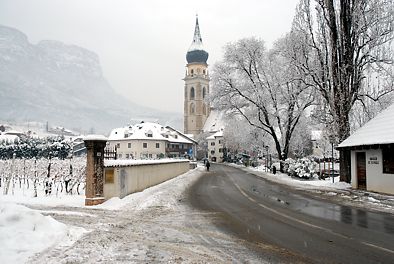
[235,163,352,191]
[0,203,68,263]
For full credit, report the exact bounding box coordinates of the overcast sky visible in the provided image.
[0,0,299,113]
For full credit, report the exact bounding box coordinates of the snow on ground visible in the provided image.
[1,164,266,263]
[2,161,394,263]
[0,188,85,207]
[0,203,86,264]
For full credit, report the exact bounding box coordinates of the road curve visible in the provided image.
[188,164,394,264]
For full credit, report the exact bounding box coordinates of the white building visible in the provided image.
[206,130,224,162]
[0,133,19,143]
[108,122,196,160]
[337,104,394,194]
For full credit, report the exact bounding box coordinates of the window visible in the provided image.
[219,148,223,153]
[383,147,394,174]
[203,104,206,115]
[124,134,128,138]
[149,154,153,158]
[126,154,129,159]
[156,143,160,148]
[190,103,195,114]
[143,143,147,148]
[191,69,194,75]
[190,87,195,100]
[116,143,120,148]
[203,69,206,75]
[118,154,122,159]
[219,140,222,144]
[211,142,215,146]
[203,87,206,98]
[211,150,215,154]
[128,143,131,148]
[147,134,153,137]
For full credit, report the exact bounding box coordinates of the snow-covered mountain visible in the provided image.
[0,25,182,133]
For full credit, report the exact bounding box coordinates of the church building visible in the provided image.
[183,16,210,137]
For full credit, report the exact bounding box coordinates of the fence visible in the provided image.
[0,157,86,197]
[104,147,117,160]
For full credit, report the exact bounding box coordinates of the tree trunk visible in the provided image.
[340,149,351,183]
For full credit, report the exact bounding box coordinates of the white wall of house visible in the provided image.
[351,149,394,195]
[207,136,224,162]
[108,139,166,159]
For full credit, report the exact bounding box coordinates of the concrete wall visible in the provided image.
[351,149,394,194]
[104,160,190,199]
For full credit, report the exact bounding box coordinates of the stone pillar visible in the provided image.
[84,136,107,206]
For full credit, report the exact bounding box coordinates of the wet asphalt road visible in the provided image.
[188,164,394,264]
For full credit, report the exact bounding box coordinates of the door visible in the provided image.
[356,152,366,189]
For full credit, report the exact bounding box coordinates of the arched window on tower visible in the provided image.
[190,103,195,114]
[203,87,206,99]
[203,103,206,115]
[190,87,195,100]
[190,69,194,75]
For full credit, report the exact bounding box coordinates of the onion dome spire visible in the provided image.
[186,15,209,64]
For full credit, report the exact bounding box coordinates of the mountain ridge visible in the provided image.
[0,25,182,133]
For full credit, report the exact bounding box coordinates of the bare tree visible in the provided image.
[291,0,394,182]
[223,115,270,157]
[211,37,315,169]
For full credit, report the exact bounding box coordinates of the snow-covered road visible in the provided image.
[27,166,265,263]
[2,162,394,263]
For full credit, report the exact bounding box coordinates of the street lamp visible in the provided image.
[328,135,335,183]
[265,146,269,172]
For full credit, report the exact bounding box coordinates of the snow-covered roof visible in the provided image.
[166,126,198,144]
[108,122,195,144]
[83,134,107,141]
[203,110,225,133]
[4,130,24,135]
[338,104,394,148]
[206,130,224,140]
[188,16,205,52]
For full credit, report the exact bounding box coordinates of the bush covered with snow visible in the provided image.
[286,158,319,179]
[0,136,71,159]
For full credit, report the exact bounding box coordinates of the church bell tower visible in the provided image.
[184,15,210,137]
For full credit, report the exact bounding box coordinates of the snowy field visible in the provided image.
[1,161,394,263]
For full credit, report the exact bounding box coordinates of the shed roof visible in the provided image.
[338,104,394,148]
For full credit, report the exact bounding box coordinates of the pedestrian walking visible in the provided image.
[206,160,210,171]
